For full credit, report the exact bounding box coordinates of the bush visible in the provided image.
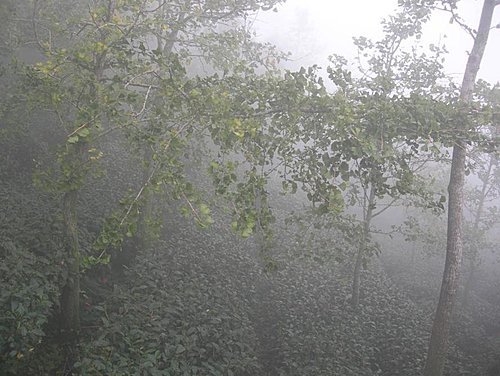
[76,219,262,376]
[0,241,61,372]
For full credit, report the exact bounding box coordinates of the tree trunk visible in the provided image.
[61,188,80,333]
[351,183,375,308]
[59,0,114,335]
[351,246,364,307]
[136,147,154,251]
[462,153,492,308]
[423,1,497,375]
[135,11,177,249]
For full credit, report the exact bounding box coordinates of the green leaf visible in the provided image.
[77,128,90,138]
[67,135,79,144]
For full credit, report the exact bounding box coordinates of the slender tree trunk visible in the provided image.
[59,0,114,336]
[136,147,154,250]
[351,246,364,307]
[136,9,178,247]
[462,154,492,308]
[423,1,497,375]
[61,188,80,332]
[351,183,375,307]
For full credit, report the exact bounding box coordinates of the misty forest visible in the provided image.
[1,0,500,375]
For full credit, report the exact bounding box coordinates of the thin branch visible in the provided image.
[143,0,168,13]
[369,227,399,236]
[181,192,202,224]
[123,0,149,38]
[372,197,399,218]
[32,0,48,52]
[95,124,124,139]
[133,85,152,118]
[117,122,190,227]
[434,5,476,40]
[67,117,97,138]
[264,160,284,177]
[124,70,156,88]
[118,164,157,228]
[125,82,160,90]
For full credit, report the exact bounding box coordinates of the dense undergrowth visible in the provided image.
[1,142,499,374]
[1,85,499,376]
[1,131,499,375]
[3,186,499,375]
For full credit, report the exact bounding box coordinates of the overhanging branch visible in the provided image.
[434,5,476,40]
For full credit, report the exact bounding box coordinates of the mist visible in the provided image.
[1,1,499,376]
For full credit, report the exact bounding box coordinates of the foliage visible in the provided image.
[0,242,62,372]
[75,215,262,375]
[1,0,500,375]
[0,179,65,372]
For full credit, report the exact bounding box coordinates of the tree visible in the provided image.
[462,126,499,308]
[17,0,284,336]
[271,7,452,308]
[404,1,500,375]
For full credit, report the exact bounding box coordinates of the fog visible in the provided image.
[255,0,500,83]
[1,1,500,376]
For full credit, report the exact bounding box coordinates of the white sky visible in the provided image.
[254,0,500,85]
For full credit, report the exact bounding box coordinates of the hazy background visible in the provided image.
[254,0,500,84]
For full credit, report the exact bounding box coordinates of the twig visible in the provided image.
[124,70,156,88]
[434,5,476,40]
[32,0,48,52]
[67,118,96,138]
[133,85,152,118]
[181,192,202,224]
[95,124,125,139]
[118,163,158,228]
[117,122,190,228]
[372,198,399,219]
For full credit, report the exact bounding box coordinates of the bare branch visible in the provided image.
[32,0,50,52]
[181,192,202,224]
[118,161,157,228]
[95,124,124,139]
[124,82,160,89]
[371,198,399,218]
[124,70,156,88]
[67,115,99,138]
[67,122,89,138]
[133,85,152,118]
[434,5,476,40]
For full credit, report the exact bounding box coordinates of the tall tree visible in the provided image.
[20,0,284,335]
[415,1,500,375]
[461,149,499,307]
[276,8,450,308]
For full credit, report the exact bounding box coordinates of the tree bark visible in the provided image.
[462,153,493,308]
[351,183,375,308]
[136,147,154,251]
[59,0,114,335]
[423,1,497,375]
[351,245,364,307]
[135,9,176,249]
[61,188,80,332]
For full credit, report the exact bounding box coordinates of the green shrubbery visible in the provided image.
[74,218,262,375]
[0,242,60,368]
